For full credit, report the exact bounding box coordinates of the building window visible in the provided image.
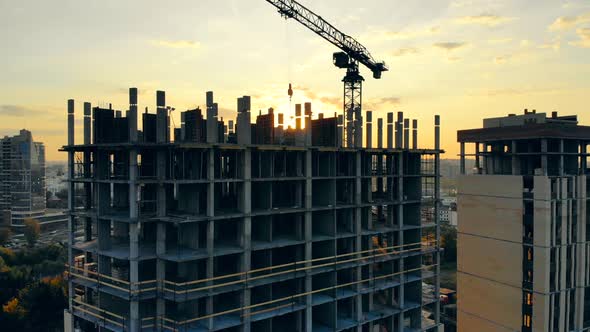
[523,314,531,327]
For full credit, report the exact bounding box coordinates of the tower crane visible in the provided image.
[266,0,388,147]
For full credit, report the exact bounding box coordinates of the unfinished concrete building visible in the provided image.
[63,88,442,332]
[457,111,590,331]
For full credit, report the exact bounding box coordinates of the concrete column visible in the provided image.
[354,151,363,329]
[305,102,312,147]
[83,102,91,145]
[337,115,344,148]
[129,144,140,331]
[304,149,313,332]
[482,143,488,174]
[559,139,564,176]
[156,91,168,143]
[66,99,75,326]
[377,118,383,149]
[412,119,417,150]
[459,142,466,175]
[574,175,587,330]
[68,100,75,146]
[129,88,138,143]
[128,222,140,331]
[154,131,167,330]
[511,141,519,175]
[156,222,166,331]
[434,114,441,326]
[387,112,394,149]
[541,138,548,175]
[403,118,410,149]
[241,149,252,331]
[366,111,372,148]
[397,151,404,331]
[475,143,480,172]
[206,148,215,330]
[354,109,362,148]
[396,112,403,149]
[581,143,588,172]
[83,102,93,243]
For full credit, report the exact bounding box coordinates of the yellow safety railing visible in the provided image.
[67,240,436,298]
[157,264,436,330]
[162,240,436,295]
[72,298,126,328]
[70,246,437,331]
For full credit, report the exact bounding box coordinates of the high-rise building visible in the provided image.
[64,88,442,332]
[457,111,590,331]
[0,129,46,227]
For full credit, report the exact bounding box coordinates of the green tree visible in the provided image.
[441,224,457,263]
[0,228,11,246]
[23,219,40,247]
[18,276,67,332]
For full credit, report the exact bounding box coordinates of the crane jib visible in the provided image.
[266,0,389,148]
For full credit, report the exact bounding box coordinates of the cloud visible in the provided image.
[450,0,474,8]
[454,14,515,27]
[493,55,510,64]
[362,26,440,43]
[569,28,590,48]
[379,97,402,105]
[538,39,561,51]
[548,12,590,31]
[468,87,566,97]
[433,42,468,51]
[0,105,43,117]
[488,38,513,44]
[364,97,402,110]
[390,47,420,57]
[150,39,201,49]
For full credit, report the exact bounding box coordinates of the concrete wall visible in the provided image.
[457,175,523,242]
[532,293,550,332]
[457,273,522,331]
[458,309,518,332]
[458,233,522,287]
[457,175,524,332]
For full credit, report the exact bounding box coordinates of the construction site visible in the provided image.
[63,88,442,332]
[62,1,442,332]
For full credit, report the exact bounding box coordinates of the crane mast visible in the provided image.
[266,0,388,147]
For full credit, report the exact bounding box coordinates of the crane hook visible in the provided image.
[288,83,293,101]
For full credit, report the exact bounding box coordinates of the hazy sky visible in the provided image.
[1,0,589,160]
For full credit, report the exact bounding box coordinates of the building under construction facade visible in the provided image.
[63,88,442,332]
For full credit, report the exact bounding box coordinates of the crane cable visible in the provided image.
[285,20,293,109]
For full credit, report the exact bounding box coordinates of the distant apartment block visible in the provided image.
[62,88,443,332]
[439,198,456,227]
[0,129,46,227]
[457,111,590,331]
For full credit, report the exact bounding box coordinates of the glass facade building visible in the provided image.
[0,129,46,226]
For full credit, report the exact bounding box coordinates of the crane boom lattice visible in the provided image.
[266,0,389,147]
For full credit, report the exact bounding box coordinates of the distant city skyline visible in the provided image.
[1,0,589,160]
